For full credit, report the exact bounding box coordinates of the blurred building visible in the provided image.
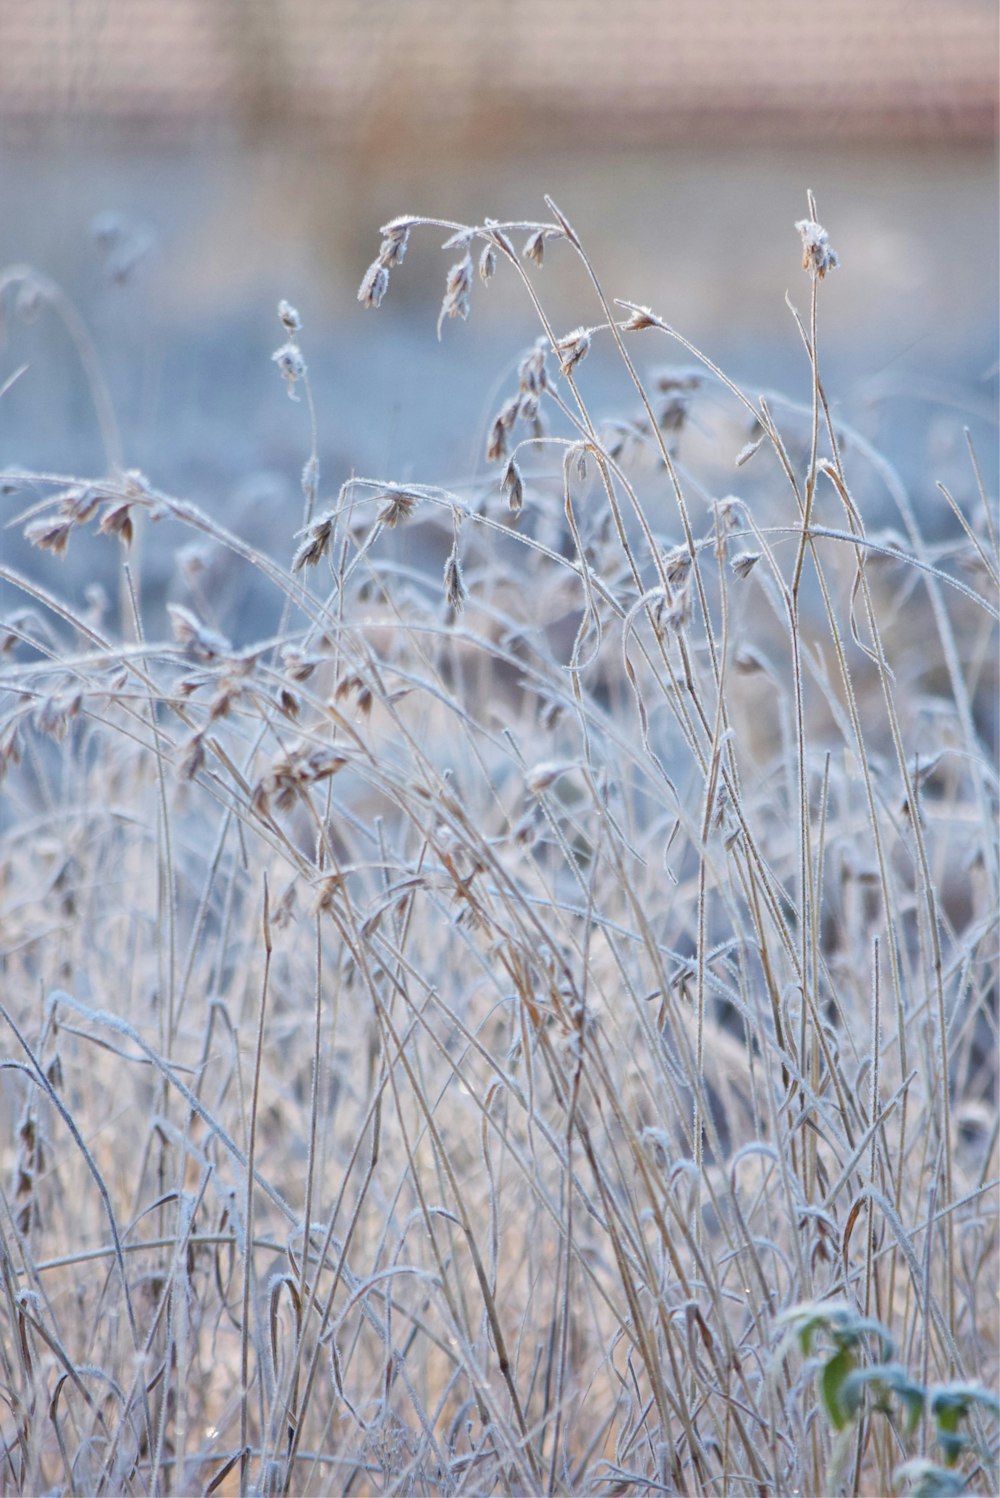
[0,0,995,151]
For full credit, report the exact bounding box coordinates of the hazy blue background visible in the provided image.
[0,1,995,615]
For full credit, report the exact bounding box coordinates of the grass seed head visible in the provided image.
[272,340,306,399]
[501,457,524,514]
[523,229,547,265]
[378,488,418,527]
[796,216,840,279]
[25,517,74,556]
[664,545,692,587]
[378,222,411,268]
[437,252,474,336]
[557,326,591,373]
[167,603,231,661]
[486,415,508,463]
[358,259,390,309]
[97,502,134,546]
[292,509,335,570]
[444,544,466,612]
[731,551,761,579]
[278,298,301,334]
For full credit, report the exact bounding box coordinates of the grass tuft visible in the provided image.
[0,194,997,1497]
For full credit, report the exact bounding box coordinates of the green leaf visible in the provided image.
[892,1376,929,1437]
[935,1430,967,1467]
[836,1313,894,1361]
[929,1382,1000,1465]
[820,1347,856,1431]
[779,1303,838,1357]
[778,1301,895,1361]
[840,1362,925,1429]
[930,1382,1000,1430]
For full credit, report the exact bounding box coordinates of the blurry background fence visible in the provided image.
[1,0,996,151]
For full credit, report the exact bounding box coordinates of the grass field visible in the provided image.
[0,193,997,1496]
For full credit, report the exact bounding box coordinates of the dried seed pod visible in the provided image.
[0,720,23,777]
[180,732,206,780]
[523,230,547,265]
[97,502,134,546]
[730,551,760,579]
[487,397,520,461]
[437,253,474,336]
[24,517,73,556]
[526,761,572,795]
[381,214,415,240]
[663,545,692,588]
[358,260,390,309]
[498,395,521,430]
[795,217,840,279]
[378,219,411,268]
[253,743,349,819]
[621,304,659,331]
[278,299,301,334]
[2,606,34,661]
[518,341,549,395]
[292,509,335,570]
[501,457,524,515]
[272,341,306,400]
[663,587,692,633]
[443,545,466,612]
[486,415,507,464]
[334,673,365,701]
[282,647,321,681]
[378,489,418,527]
[167,603,231,661]
[712,495,741,533]
[58,484,101,523]
[313,873,346,914]
[557,327,591,374]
